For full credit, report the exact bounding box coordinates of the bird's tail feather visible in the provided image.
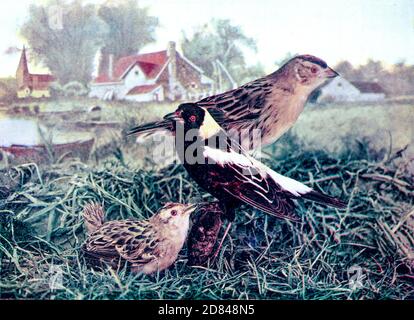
[127,120,172,137]
[261,163,346,209]
[301,190,347,209]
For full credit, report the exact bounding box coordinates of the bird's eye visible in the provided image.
[189,115,197,123]
[171,210,177,216]
[311,66,318,74]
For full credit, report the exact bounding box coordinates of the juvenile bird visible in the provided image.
[163,103,346,253]
[82,202,196,274]
[128,54,338,149]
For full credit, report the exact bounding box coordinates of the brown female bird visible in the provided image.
[82,202,196,274]
[128,54,338,149]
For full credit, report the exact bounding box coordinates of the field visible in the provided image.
[0,98,413,299]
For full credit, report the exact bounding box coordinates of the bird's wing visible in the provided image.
[128,77,271,137]
[203,146,303,221]
[84,219,160,266]
[197,77,272,126]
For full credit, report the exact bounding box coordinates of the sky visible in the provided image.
[0,0,413,77]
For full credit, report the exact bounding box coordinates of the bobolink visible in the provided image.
[161,103,346,254]
[128,55,338,149]
[82,202,196,274]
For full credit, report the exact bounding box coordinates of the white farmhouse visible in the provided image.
[317,77,386,103]
[89,42,215,102]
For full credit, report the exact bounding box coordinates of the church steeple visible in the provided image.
[16,46,30,88]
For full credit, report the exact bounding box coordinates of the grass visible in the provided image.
[293,102,414,157]
[0,140,413,300]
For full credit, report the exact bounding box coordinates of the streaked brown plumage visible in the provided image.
[128,54,338,149]
[83,202,105,235]
[82,202,196,274]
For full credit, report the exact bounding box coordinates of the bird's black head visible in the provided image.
[164,103,223,139]
[164,103,206,129]
[179,103,206,129]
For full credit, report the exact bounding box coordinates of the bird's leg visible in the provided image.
[211,222,232,261]
[211,202,237,261]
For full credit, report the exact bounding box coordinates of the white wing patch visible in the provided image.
[203,146,312,197]
[203,146,252,167]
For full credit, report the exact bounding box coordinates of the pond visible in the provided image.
[0,117,44,147]
[0,113,93,147]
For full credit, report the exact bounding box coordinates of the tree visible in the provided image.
[275,52,297,68]
[359,59,384,81]
[182,19,265,89]
[98,0,159,60]
[20,0,107,85]
[334,60,355,79]
[383,61,414,95]
[234,62,266,85]
[333,59,414,96]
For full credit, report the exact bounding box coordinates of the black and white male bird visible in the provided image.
[128,54,338,149]
[160,103,346,255]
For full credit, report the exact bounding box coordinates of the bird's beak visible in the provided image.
[164,111,182,122]
[325,67,339,78]
[126,128,139,136]
[183,203,197,215]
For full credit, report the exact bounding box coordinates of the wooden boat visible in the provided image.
[0,138,94,164]
[71,121,122,129]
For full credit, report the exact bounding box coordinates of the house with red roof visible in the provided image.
[16,47,55,99]
[89,41,215,102]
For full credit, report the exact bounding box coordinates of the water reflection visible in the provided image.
[0,118,42,147]
[0,114,92,147]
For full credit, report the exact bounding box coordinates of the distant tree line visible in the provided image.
[181,19,265,90]
[19,1,264,89]
[335,59,414,96]
[20,0,159,85]
[20,0,411,97]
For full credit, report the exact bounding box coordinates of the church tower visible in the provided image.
[16,47,30,89]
